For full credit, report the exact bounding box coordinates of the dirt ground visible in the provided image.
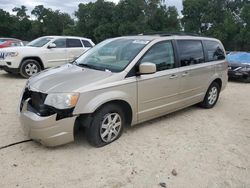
[0,71,249,188]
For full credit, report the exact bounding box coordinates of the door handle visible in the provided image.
[182,72,189,77]
[169,74,178,79]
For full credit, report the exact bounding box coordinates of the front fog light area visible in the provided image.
[44,93,79,109]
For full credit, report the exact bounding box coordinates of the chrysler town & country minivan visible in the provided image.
[19,34,228,147]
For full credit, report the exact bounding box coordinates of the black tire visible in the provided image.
[87,104,125,147]
[20,59,41,78]
[199,82,220,109]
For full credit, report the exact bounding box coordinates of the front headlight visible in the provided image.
[44,93,79,109]
[6,52,19,57]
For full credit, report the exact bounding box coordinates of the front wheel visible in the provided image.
[199,82,220,108]
[87,104,125,147]
[20,59,41,78]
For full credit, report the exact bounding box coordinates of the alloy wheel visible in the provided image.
[25,62,38,76]
[208,86,218,105]
[100,113,122,143]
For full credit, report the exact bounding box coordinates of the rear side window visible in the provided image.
[67,39,83,48]
[82,40,93,48]
[177,40,205,66]
[204,40,225,61]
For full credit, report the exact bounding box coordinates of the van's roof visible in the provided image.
[119,34,220,42]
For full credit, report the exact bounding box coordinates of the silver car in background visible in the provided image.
[19,34,228,147]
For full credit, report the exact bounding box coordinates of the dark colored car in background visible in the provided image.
[0,38,24,48]
[227,52,250,82]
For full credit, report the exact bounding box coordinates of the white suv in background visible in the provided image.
[0,36,95,78]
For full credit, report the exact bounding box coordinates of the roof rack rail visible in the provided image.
[139,31,201,37]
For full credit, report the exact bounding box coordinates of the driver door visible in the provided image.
[137,41,181,122]
[45,38,68,67]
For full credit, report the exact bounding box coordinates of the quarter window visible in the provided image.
[177,40,205,66]
[204,40,225,61]
[82,40,93,48]
[67,39,83,48]
[140,41,175,71]
[53,39,66,48]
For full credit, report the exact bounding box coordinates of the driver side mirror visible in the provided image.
[48,43,56,49]
[139,62,156,75]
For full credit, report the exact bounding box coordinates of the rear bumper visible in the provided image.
[19,101,77,147]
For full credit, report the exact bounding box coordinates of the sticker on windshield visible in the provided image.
[132,40,150,44]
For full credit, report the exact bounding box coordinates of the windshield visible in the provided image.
[27,37,53,47]
[75,38,150,72]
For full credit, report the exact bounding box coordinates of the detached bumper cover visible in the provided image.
[19,101,77,147]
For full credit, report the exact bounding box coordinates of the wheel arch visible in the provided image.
[20,56,45,70]
[199,78,222,108]
[210,78,222,90]
[96,100,133,126]
[75,99,133,130]
[74,91,136,128]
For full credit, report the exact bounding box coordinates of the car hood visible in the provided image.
[28,64,113,93]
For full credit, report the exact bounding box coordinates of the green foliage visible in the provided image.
[12,6,31,40]
[0,5,74,41]
[0,9,15,36]
[182,0,250,51]
[75,0,180,42]
[0,0,180,43]
[0,0,249,51]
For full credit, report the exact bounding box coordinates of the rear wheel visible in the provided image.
[87,104,125,147]
[199,82,220,108]
[20,59,41,78]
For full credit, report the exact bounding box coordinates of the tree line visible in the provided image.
[0,0,249,51]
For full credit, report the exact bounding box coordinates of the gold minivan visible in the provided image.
[19,34,228,147]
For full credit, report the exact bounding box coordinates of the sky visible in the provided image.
[0,0,183,17]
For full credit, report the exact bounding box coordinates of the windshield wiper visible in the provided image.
[76,63,100,70]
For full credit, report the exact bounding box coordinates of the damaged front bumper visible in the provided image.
[19,100,77,147]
